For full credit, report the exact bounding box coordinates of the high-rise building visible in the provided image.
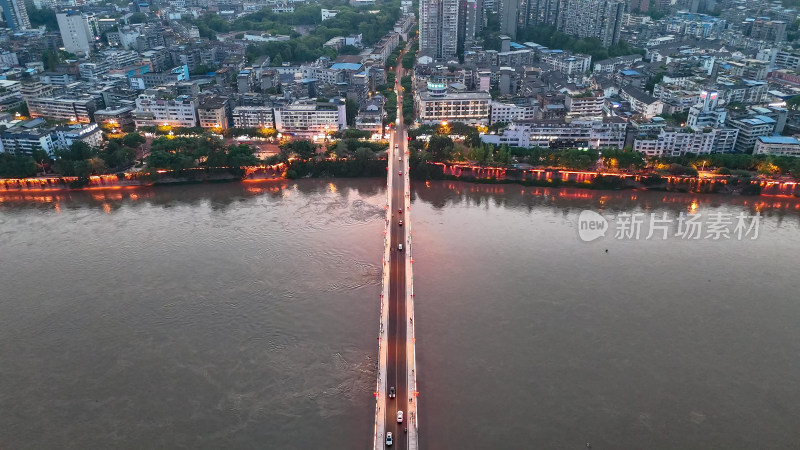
[459,0,481,50]
[498,0,520,39]
[56,11,94,56]
[0,0,31,31]
[419,0,460,59]
[558,0,624,47]
[518,0,562,29]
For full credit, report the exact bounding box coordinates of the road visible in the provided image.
[384,42,411,449]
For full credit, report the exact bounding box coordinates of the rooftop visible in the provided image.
[330,62,363,71]
[758,136,799,144]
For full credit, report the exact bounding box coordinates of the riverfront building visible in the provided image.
[26,95,100,123]
[415,81,491,125]
[481,118,627,149]
[633,128,739,157]
[232,106,275,129]
[133,91,198,128]
[273,99,347,137]
[753,136,800,156]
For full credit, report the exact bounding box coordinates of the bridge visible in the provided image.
[372,43,418,450]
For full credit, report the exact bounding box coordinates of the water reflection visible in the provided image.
[0,178,386,213]
[412,180,800,218]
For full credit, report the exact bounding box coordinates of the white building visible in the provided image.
[687,90,726,130]
[415,83,491,125]
[232,106,275,129]
[727,115,776,153]
[0,51,19,66]
[78,61,110,81]
[133,93,198,128]
[620,86,664,118]
[481,118,627,149]
[753,136,800,156]
[274,99,347,137]
[490,101,537,124]
[565,93,605,118]
[0,121,56,156]
[57,11,94,56]
[54,123,103,150]
[321,9,339,20]
[633,128,739,157]
[540,51,592,75]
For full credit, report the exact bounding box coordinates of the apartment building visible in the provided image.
[232,106,275,129]
[197,96,229,129]
[753,136,800,156]
[0,124,55,155]
[0,0,31,31]
[133,92,197,128]
[481,118,627,149]
[27,95,101,123]
[415,83,491,125]
[490,101,538,124]
[559,0,625,47]
[565,93,604,118]
[419,0,459,58]
[727,115,776,153]
[273,99,347,136]
[633,128,739,157]
[540,51,592,75]
[57,11,94,56]
[53,123,104,150]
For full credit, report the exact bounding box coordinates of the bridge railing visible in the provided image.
[373,138,393,450]
[404,141,419,450]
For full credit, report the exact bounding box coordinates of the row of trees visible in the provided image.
[145,136,259,171]
[402,41,418,70]
[0,133,146,185]
[401,76,414,123]
[656,153,800,178]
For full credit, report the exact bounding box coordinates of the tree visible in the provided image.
[339,45,360,55]
[127,12,147,24]
[25,4,58,30]
[426,135,454,162]
[41,50,61,71]
[280,140,318,159]
[122,132,145,148]
[496,145,511,165]
[345,98,359,126]
[354,147,375,160]
[786,95,800,112]
[0,153,37,178]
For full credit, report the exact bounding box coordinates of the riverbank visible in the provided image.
[3,160,799,198]
[0,165,285,193]
[420,162,800,197]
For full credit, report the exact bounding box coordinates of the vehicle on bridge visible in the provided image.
[386,432,393,446]
[397,410,403,423]
[389,386,395,398]
[398,221,403,226]
[398,244,403,251]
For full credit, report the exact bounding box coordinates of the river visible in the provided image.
[2,179,799,449]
